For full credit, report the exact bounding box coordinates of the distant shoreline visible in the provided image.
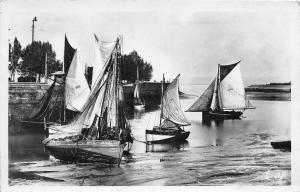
[245,82,291,101]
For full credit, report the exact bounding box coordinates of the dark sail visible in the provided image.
[219,60,240,81]
[27,80,64,123]
[28,80,56,121]
[186,79,215,112]
[64,34,76,74]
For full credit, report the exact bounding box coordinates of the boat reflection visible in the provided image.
[146,140,189,153]
[198,118,225,147]
[202,117,224,127]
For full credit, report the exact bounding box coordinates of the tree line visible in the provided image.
[9,38,62,82]
[9,38,153,83]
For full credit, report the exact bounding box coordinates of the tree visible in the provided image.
[20,41,62,82]
[121,50,153,83]
[8,37,22,81]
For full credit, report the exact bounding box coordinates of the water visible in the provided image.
[9,85,291,186]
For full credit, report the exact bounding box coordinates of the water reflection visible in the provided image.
[146,141,189,153]
[9,131,49,162]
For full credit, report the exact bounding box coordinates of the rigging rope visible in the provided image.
[130,132,152,145]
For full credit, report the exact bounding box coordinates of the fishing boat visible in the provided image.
[43,36,132,165]
[145,74,191,144]
[187,61,254,119]
[133,66,145,110]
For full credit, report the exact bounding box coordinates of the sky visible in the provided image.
[2,0,299,84]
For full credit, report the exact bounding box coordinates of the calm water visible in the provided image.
[9,85,291,185]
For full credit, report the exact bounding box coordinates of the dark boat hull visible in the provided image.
[202,111,243,120]
[271,140,291,150]
[145,130,190,144]
[43,139,124,164]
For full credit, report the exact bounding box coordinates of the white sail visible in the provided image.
[162,75,190,126]
[134,67,140,99]
[210,77,218,111]
[133,83,140,99]
[92,34,116,89]
[218,64,247,110]
[65,50,90,112]
[91,36,104,89]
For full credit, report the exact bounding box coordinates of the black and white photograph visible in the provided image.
[1,0,300,189]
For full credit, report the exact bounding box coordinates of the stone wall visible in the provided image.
[9,82,63,120]
[9,82,167,121]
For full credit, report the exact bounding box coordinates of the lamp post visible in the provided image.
[32,16,37,43]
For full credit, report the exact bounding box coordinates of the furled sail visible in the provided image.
[186,79,215,112]
[64,34,76,74]
[92,34,116,89]
[65,50,90,112]
[161,75,190,126]
[218,63,248,110]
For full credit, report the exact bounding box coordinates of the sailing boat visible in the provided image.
[187,61,254,119]
[133,66,145,109]
[145,74,191,144]
[43,37,132,164]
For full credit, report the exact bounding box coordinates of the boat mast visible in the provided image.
[159,73,165,127]
[115,38,120,129]
[135,65,139,100]
[117,36,124,129]
[217,64,222,110]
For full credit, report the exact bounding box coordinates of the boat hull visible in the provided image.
[145,130,190,144]
[271,140,291,150]
[202,111,243,120]
[43,139,124,164]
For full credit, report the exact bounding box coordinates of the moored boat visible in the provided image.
[44,36,132,165]
[145,74,191,144]
[271,140,291,150]
[133,66,145,110]
[187,61,254,120]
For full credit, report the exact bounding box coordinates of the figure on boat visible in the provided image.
[145,74,191,144]
[187,61,254,120]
